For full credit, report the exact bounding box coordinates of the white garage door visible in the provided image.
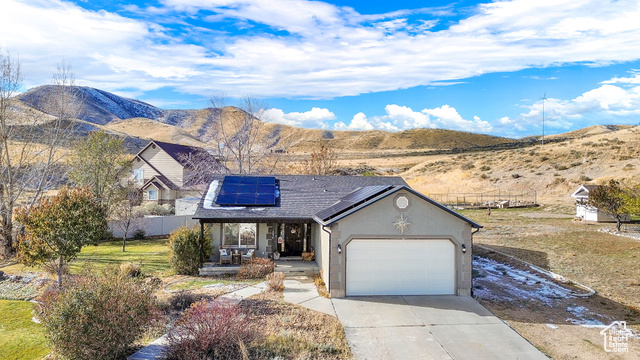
[346,239,455,296]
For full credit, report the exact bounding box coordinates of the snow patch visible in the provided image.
[473,256,574,305]
[599,227,640,241]
[565,305,606,327]
[203,180,219,209]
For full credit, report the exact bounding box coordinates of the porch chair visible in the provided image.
[241,248,255,263]
[219,248,232,265]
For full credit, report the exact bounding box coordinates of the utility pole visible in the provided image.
[540,92,547,145]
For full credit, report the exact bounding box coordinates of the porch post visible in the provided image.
[199,221,205,265]
[303,223,308,252]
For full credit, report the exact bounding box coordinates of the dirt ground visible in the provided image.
[465,207,640,359]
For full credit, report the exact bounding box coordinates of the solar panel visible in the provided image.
[216,176,278,206]
[316,185,395,221]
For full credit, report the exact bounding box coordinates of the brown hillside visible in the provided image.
[402,125,640,206]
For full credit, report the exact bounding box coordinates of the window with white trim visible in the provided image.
[148,189,158,200]
[223,223,256,247]
[133,168,144,184]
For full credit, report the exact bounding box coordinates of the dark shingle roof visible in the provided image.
[193,175,408,221]
[139,140,211,167]
[141,175,180,191]
[193,175,482,228]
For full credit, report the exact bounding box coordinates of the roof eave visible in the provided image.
[320,185,483,229]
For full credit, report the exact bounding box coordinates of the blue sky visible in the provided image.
[3,0,640,138]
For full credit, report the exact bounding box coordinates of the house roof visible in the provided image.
[141,175,180,191]
[194,175,408,222]
[571,184,600,198]
[314,185,482,228]
[193,175,482,228]
[137,140,212,168]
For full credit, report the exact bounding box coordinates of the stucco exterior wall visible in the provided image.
[312,223,330,287]
[327,191,473,298]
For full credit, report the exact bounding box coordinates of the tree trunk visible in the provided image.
[57,255,63,287]
[122,236,126,252]
[616,217,622,232]
[0,216,14,260]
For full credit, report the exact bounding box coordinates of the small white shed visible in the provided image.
[571,185,630,222]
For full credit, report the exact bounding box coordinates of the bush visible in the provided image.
[169,226,212,275]
[165,300,257,360]
[119,262,142,278]
[266,272,285,292]
[37,267,158,360]
[460,161,475,170]
[237,258,274,279]
[133,229,146,240]
[167,291,206,312]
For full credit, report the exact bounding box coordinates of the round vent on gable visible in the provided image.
[151,144,156,149]
[395,195,409,210]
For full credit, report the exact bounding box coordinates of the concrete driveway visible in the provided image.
[332,296,548,360]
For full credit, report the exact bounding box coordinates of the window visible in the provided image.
[223,223,256,247]
[148,189,158,200]
[133,168,144,184]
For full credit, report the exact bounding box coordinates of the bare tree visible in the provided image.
[177,148,225,192]
[109,182,143,252]
[300,142,337,175]
[209,96,286,174]
[0,52,79,259]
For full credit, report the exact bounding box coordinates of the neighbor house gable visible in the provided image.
[571,184,599,199]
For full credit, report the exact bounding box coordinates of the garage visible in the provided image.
[346,239,455,296]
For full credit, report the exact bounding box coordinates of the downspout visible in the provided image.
[470,227,480,297]
[321,224,332,295]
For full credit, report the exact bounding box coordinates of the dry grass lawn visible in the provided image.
[463,207,640,359]
[242,290,351,359]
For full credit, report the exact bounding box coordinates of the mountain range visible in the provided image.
[15,85,516,153]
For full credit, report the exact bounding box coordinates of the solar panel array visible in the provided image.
[215,176,278,206]
[315,185,394,221]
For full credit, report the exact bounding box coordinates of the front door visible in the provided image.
[283,223,304,256]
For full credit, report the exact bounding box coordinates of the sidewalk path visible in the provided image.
[282,276,336,317]
[127,281,267,360]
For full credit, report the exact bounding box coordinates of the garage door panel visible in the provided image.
[346,239,455,296]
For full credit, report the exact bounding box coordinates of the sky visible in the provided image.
[2,0,640,138]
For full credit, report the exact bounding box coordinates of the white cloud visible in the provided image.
[334,112,375,131]
[2,0,640,100]
[513,72,640,132]
[422,105,493,133]
[333,104,491,133]
[263,107,336,127]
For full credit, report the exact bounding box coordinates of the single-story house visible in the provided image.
[193,175,482,298]
[571,185,631,222]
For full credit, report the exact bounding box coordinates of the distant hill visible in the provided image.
[15,85,516,153]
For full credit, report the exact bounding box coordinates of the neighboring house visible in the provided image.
[193,175,482,298]
[571,184,631,222]
[131,140,216,205]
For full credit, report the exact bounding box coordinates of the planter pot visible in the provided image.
[302,252,315,261]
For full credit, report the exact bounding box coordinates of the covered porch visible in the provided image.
[199,258,320,276]
[198,219,319,264]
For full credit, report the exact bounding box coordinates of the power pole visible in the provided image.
[540,92,547,145]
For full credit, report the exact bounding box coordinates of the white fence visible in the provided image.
[109,215,199,238]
